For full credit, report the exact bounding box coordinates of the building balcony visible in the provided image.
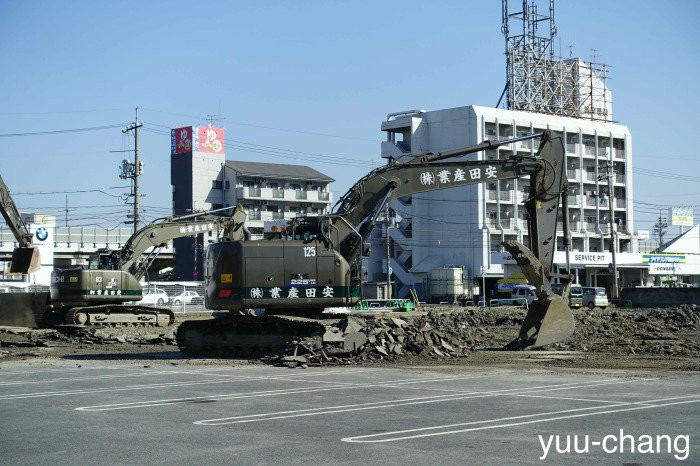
[569,195,582,206]
[236,187,332,204]
[567,169,580,182]
[499,191,513,202]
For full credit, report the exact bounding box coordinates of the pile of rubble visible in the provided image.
[261,309,513,368]
[262,304,700,368]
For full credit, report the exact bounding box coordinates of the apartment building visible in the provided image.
[365,105,635,300]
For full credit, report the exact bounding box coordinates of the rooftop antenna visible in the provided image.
[498,0,557,110]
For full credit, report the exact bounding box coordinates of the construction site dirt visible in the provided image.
[1,305,698,373]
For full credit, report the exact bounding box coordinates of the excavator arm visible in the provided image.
[323,132,563,277]
[109,205,247,279]
[324,130,574,348]
[0,173,40,274]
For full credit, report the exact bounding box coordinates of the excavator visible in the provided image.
[0,173,44,327]
[44,206,246,327]
[177,130,576,356]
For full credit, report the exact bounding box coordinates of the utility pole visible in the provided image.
[385,204,394,300]
[600,165,619,299]
[653,210,668,249]
[122,108,143,234]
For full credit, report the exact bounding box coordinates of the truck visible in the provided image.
[43,206,246,326]
[176,130,577,355]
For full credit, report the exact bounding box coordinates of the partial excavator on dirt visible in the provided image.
[44,206,246,327]
[177,131,576,356]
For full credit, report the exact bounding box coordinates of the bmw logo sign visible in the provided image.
[35,227,48,241]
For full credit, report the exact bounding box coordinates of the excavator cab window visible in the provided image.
[87,254,117,270]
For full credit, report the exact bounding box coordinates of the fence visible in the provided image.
[137,282,209,313]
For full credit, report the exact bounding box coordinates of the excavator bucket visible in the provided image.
[8,247,40,275]
[508,295,575,350]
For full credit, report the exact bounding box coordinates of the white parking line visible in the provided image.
[0,368,372,401]
[341,396,700,443]
[193,378,647,425]
[76,374,482,411]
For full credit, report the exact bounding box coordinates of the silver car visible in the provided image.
[582,287,608,309]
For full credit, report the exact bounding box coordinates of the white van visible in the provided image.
[582,287,608,309]
[511,285,537,306]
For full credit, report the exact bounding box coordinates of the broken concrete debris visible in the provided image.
[261,310,472,367]
[260,305,700,367]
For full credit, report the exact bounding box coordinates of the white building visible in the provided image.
[366,105,636,300]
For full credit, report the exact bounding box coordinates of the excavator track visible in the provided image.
[176,314,330,358]
[43,305,174,328]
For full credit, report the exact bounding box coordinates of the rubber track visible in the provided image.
[176,314,330,358]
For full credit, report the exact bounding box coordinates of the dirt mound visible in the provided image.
[262,305,700,368]
[1,306,699,369]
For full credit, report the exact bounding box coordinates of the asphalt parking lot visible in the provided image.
[0,362,697,465]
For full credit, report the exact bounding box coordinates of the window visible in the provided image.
[212,180,223,189]
[290,183,302,190]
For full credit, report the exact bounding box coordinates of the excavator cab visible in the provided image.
[8,246,40,275]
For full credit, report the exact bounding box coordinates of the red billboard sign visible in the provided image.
[171,126,224,154]
[198,126,225,153]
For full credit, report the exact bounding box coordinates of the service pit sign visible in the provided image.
[171,126,224,154]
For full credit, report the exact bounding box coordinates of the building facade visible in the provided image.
[170,125,334,280]
[365,105,637,301]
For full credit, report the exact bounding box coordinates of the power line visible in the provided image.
[142,125,377,169]
[0,108,132,115]
[141,109,380,142]
[0,124,128,138]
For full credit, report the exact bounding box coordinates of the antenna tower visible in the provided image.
[499,0,613,122]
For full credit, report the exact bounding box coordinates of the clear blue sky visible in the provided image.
[1,0,698,236]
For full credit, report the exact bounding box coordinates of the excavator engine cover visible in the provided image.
[8,247,40,275]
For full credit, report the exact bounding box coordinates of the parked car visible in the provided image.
[169,290,202,305]
[511,284,537,306]
[139,287,168,306]
[569,285,583,308]
[551,283,583,308]
[582,286,608,309]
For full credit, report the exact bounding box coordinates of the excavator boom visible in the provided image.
[0,173,40,274]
